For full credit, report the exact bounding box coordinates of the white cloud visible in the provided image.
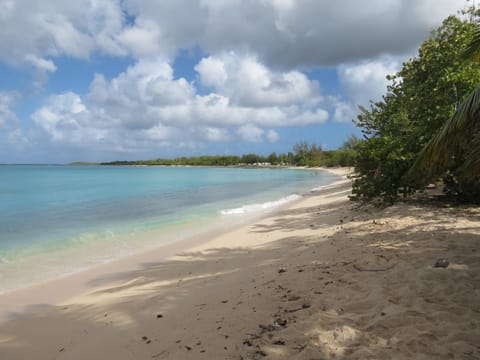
[338,56,402,106]
[1,0,465,159]
[266,129,280,143]
[0,0,462,70]
[331,98,358,123]
[292,108,329,125]
[31,92,88,142]
[118,19,162,58]
[123,0,461,67]
[34,12,95,59]
[328,55,405,124]
[26,56,327,152]
[237,124,264,143]
[196,53,321,107]
[0,0,126,71]
[195,56,228,88]
[87,1,126,56]
[201,127,232,142]
[24,55,57,73]
[0,91,19,128]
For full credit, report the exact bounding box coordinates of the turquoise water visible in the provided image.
[0,165,337,293]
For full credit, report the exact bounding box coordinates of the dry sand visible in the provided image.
[0,168,479,359]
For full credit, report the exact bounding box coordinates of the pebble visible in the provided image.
[253,350,267,359]
[434,258,449,268]
[243,339,253,346]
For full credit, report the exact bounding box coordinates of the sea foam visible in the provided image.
[220,194,300,215]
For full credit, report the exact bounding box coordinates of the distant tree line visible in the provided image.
[100,138,358,168]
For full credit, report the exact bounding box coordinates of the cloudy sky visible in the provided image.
[0,0,466,163]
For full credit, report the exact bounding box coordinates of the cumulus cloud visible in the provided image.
[338,55,402,106]
[332,99,358,123]
[24,55,57,73]
[195,56,228,89]
[0,91,19,128]
[0,0,127,71]
[329,55,403,123]
[28,56,328,152]
[87,57,195,130]
[123,0,461,67]
[0,0,462,70]
[266,129,280,143]
[200,127,232,142]
[31,92,89,142]
[195,52,321,107]
[0,0,465,159]
[117,19,162,58]
[237,124,264,143]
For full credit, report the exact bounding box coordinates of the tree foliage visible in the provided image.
[101,139,356,168]
[411,87,480,178]
[351,10,480,204]
[293,141,324,166]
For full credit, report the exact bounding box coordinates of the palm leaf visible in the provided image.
[409,86,480,179]
[463,25,480,61]
[459,131,480,175]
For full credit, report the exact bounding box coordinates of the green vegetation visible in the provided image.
[101,140,357,168]
[350,8,480,204]
[102,156,243,167]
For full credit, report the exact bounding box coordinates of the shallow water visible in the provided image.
[0,165,337,293]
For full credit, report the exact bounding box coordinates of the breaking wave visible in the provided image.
[220,194,301,215]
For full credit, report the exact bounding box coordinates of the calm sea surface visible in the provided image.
[0,165,338,293]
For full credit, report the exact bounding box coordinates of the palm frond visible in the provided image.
[459,131,480,176]
[409,86,480,179]
[463,25,480,61]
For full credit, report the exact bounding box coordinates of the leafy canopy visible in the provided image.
[351,10,480,203]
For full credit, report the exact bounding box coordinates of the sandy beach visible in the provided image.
[0,168,479,359]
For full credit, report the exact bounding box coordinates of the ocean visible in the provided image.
[0,165,338,293]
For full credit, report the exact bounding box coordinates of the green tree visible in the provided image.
[408,14,480,202]
[267,152,279,165]
[334,135,360,167]
[352,11,480,203]
[293,141,323,166]
[241,153,262,164]
[293,141,310,166]
[341,134,361,150]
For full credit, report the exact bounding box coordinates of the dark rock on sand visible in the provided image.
[434,258,449,268]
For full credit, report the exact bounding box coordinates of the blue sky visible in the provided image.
[0,0,465,163]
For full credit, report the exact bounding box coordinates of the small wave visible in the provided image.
[0,255,11,265]
[220,194,300,215]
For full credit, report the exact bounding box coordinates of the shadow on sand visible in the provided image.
[0,180,479,359]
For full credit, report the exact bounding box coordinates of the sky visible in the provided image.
[0,0,468,163]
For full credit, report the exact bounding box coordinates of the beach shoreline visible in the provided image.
[1,166,478,359]
[0,166,338,296]
[0,167,348,323]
